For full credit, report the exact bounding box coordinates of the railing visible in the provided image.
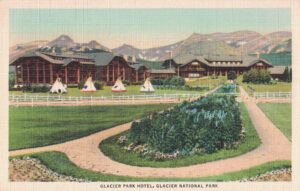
[9,93,203,105]
[9,85,238,106]
[254,92,291,99]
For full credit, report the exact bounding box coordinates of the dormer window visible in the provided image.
[191,61,199,66]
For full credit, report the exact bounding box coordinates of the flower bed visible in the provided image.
[118,95,243,160]
[214,84,237,94]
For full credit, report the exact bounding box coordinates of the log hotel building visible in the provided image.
[10,51,280,85]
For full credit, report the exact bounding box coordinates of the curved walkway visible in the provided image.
[9,86,291,178]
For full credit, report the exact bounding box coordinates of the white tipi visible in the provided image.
[112,77,126,92]
[140,78,155,93]
[50,77,67,94]
[81,77,97,92]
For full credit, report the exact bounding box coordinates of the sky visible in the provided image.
[10,9,291,49]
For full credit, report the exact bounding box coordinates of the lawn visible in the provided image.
[236,75,291,96]
[99,103,261,167]
[185,76,226,87]
[14,151,291,182]
[9,104,174,150]
[243,82,291,95]
[258,103,291,141]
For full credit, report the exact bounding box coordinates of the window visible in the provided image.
[188,73,200,78]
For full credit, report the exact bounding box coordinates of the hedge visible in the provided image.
[151,76,185,86]
[21,84,51,93]
[155,85,209,91]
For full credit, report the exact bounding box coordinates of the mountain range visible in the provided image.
[10,30,291,62]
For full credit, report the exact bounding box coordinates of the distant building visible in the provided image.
[10,51,277,85]
[268,66,287,80]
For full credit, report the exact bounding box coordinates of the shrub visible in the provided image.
[227,70,237,80]
[9,72,15,88]
[283,67,292,82]
[94,81,104,90]
[78,80,86,89]
[151,76,185,87]
[22,84,51,93]
[242,69,271,84]
[123,80,131,86]
[164,76,185,86]
[151,79,164,86]
[128,95,242,155]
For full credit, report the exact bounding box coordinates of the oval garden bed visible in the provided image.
[100,95,261,168]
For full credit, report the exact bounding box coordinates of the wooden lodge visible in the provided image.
[10,51,277,85]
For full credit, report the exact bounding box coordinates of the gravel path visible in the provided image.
[9,86,291,178]
[9,157,86,182]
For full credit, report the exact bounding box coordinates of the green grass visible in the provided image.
[9,85,206,97]
[9,104,174,150]
[258,103,291,141]
[17,151,290,181]
[99,103,261,168]
[243,82,291,95]
[236,76,291,96]
[185,76,226,87]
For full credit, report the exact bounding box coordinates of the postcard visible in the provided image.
[0,0,299,191]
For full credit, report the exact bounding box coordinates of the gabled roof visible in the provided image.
[172,53,273,68]
[131,63,148,70]
[136,59,165,70]
[242,56,273,67]
[268,66,286,75]
[87,52,115,66]
[10,51,64,65]
[62,59,76,66]
[173,54,210,65]
[206,54,243,62]
[42,52,91,59]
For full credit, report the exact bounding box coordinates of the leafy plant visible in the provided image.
[242,69,271,84]
[128,95,242,155]
[22,84,51,93]
[227,70,237,80]
[151,76,185,87]
[94,81,105,90]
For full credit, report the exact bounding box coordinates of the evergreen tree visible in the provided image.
[283,66,289,82]
[289,67,292,82]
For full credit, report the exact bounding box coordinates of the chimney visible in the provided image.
[256,52,260,59]
[123,55,128,61]
[169,51,172,59]
[132,55,136,63]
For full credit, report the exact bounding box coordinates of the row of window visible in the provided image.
[211,61,242,65]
